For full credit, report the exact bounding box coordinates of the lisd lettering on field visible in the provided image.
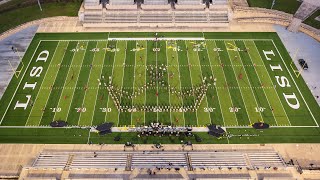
[263,50,300,109]
[14,50,50,110]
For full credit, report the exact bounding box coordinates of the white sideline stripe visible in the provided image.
[0,125,318,129]
[40,39,273,42]
[108,37,205,41]
[26,41,63,126]
[271,40,319,127]
[0,41,42,125]
[251,41,291,126]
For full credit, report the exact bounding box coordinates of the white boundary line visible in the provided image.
[117,41,127,127]
[251,41,291,126]
[104,41,119,123]
[63,41,89,123]
[40,39,274,42]
[144,41,147,126]
[244,41,279,126]
[90,40,108,126]
[25,41,63,125]
[0,40,42,125]
[224,41,252,125]
[78,42,99,126]
[271,40,319,127]
[156,41,159,123]
[184,41,200,126]
[232,40,264,123]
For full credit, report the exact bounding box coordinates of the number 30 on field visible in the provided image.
[100,108,111,112]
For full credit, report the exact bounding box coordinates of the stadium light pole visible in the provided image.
[271,0,276,9]
[37,0,43,11]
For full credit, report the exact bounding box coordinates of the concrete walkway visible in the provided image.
[0,25,38,98]
[275,25,320,105]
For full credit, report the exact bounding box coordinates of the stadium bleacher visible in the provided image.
[79,0,229,27]
[31,150,286,170]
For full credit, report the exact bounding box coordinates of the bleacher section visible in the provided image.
[109,0,135,5]
[31,150,286,170]
[177,0,202,5]
[144,0,168,5]
[79,0,229,27]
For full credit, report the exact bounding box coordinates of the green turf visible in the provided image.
[0,32,319,144]
[247,0,301,14]
[0,2,81,34]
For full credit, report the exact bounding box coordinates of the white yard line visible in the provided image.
[205,41,226,127]
[193,40,213,125]
[131,41,138,126]
[117,41,128,127]
[156,41,159,123]
[63,42,89,123]
[212,40,239,126]
[165,41,172,126]
[0,41,42,125]
[144,41,147,126]
[252,41,291,126]
[25,41,62,126]
[78,42,99,126]
[271,40,318,127]
[244,41,279,126]
[232,40,264,123]
[184,41,199,126]
[173,41,186,127]
[224,41,252,125]
[90,41,108,126]
[104,41,119,123]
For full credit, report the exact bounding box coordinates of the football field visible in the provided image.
[0,32,319,132]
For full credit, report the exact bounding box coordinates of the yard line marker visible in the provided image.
[90,40,109,126]
[184,41,199,126]
[224,41,252,125]
[0,41,42,125]
[205,42,226,127]
[165,41,172,125]
[78,42,99,126]
[193,40,213,126]
[252,41,291,126]
[232,40,263,124]
[104,41,119,123]
[131,41,137,126]
[117,41,128,127]
[244,41,279,126]
[271,40,318,127]
[212,40,238,126]
[63,41,89,123]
